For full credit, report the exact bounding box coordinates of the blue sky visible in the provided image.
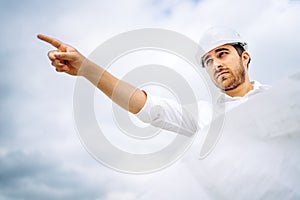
[0,0,300,199]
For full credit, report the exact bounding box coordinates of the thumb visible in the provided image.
[54,52,77,61]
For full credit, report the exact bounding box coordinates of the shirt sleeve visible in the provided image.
[135,92,200,137]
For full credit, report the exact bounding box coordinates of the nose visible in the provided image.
[213,59,223,71]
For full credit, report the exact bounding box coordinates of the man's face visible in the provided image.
[202,44,249,91]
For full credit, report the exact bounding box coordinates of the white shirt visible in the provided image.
[135,78,300,199]
[135,81,270,136]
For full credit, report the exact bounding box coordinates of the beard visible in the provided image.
[215,59,246,91]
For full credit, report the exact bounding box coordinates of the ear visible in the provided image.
[242,51,250,68]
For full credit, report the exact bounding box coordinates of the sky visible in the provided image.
[0,0,300,199]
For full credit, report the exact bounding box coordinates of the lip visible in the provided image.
[216,71,229,79]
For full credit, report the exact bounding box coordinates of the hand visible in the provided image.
[37,34,86,76]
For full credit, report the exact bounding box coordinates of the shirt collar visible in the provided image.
[217,81,271,104]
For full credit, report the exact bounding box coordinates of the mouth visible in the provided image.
[216,71,229,80]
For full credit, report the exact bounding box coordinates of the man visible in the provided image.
[38,27,300,199]
[38,27,267,135]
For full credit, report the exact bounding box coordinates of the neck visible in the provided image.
[224,80,253,97]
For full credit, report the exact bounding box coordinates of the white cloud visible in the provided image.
[1,0,299,199]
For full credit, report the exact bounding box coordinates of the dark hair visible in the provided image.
[231,43,245,56]
[201,43,251,68]
[232,43,251,68]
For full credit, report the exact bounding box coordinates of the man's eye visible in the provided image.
[205,59,212,65]
[218,52,227,58]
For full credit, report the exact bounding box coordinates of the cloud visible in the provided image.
[0,150,105,200]
[0,0,300,199]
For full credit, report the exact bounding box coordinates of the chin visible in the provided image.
[216,81,229,90]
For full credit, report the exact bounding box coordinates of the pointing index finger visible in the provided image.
[37,34,63,49]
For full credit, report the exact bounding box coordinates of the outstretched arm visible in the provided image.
[37,34,146,114]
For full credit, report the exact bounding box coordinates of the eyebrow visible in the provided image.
[214,47,230,53]
[202,47,230,63]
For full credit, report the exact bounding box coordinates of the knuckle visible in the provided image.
[55,67,62,72]
[48,50,57,60]
[51,59,59,67]
[51,61,55,66]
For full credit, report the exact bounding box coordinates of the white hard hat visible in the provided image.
[198,26,248,59]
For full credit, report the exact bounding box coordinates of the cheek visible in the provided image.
[225,57,236,67]
[206,69,215,79]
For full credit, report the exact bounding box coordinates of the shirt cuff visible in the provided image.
[135,91,155,123]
